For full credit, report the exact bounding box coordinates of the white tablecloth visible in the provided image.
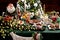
[10,32,34,40]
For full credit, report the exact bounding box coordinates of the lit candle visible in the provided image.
[43,4,45,12]
[2,12,5,16]
[39,1,44,15]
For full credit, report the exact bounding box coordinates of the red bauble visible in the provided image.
[51,16,57,22]
[4,16,12,21]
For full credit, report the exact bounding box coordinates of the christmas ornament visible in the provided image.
[21,0,25,2]
[4,16,12,22]
[27,3,31,9]
[51,14,57,23]
[34,3,38,7]
[7,3,15,13]
[18,20,24,25]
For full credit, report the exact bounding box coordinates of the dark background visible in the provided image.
[0,0,60,13]
[41,0,60,12]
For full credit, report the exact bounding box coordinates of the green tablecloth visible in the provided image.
[13,29,60,34]
[10,29,60,40]
[42,30,60,33]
